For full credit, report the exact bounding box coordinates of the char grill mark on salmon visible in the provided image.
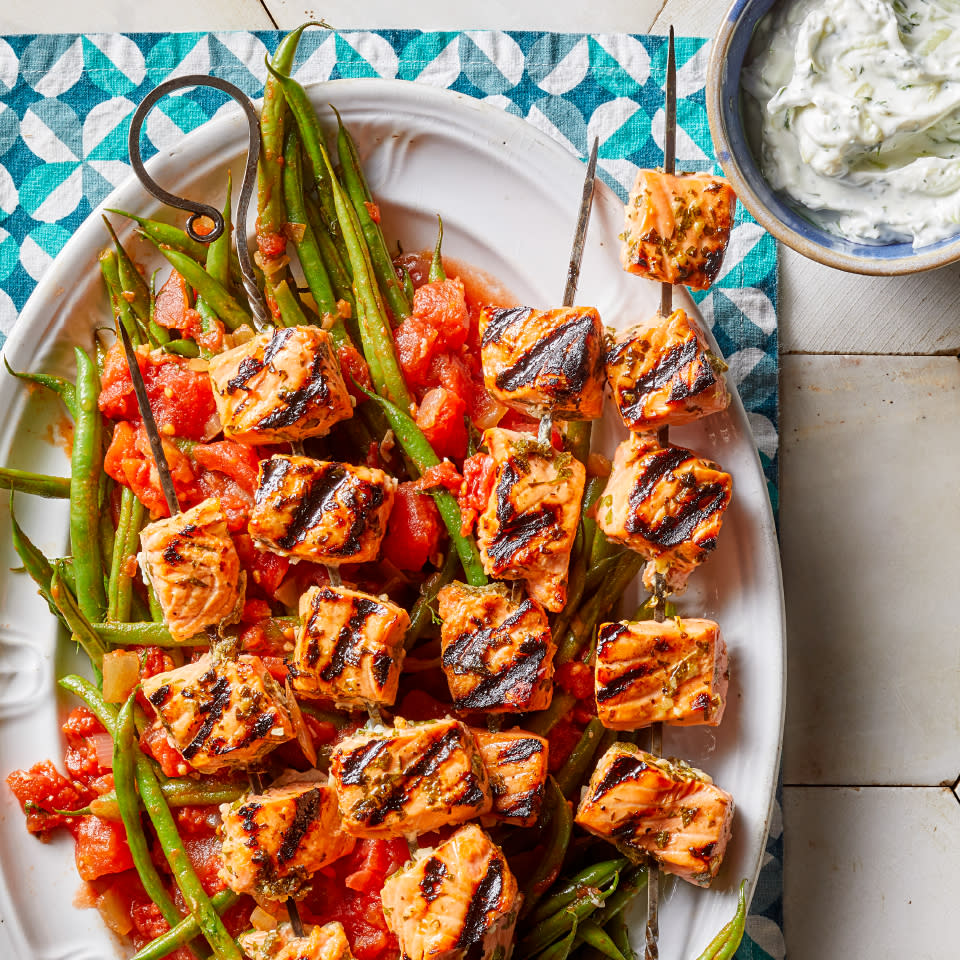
[439,582,555,713]
[140,653,294,773]
[139,496,245,642]
[219,781,354,901]
[249,455,396,564]
[476,428,585,612]
[330,718,492,837]
[479,306,605,420]
[595,618,727,729]
[575,743,734,887]
[620,170,737,290]
[472,728,548,827]
[380,824,520,960]
[208,325,353,444]
[290,584,408,707]
[597,432,731,595]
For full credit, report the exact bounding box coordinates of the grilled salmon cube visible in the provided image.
[595,618,728,729]
[438,582,554,713]
[596,432,731,595]
[208,326,353,445]
[472,729,549,827]
[479,306,605,420]
[248,455,396,564]
[620,170,737,290]
[606,307,730,430]
[239,920,354,960]
[575,743,734,886]
[476,428,585,612]
[381,823,520,960]
[289,584,409,707]
[330,718,491,837]
[141,653,294,773]
[139,497,244,643]
[219,779,355,900]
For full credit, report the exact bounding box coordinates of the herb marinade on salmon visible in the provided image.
[4,39,752,960]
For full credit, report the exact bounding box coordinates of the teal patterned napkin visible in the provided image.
[0,30,782,959]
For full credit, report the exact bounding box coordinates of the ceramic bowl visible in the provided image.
[706,0,960,275]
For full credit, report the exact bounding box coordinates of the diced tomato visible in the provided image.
[547,714,585,774]
[412,278,469,352]
[338,341,372,402]
[234,533,290,598]
[175,805,221,837]
[195,469,252,531]
[257,231,286,260]
[140,722,189,779]
[304,714,339,746]
[261,655,289,684]
[414,461,462,495]
[555,661,594,700]
[458,453,496,536]
[104,421,197,518]
[98,341,217,441]
[415,387,467,461]
[131,897,172,944]
[241,598,273,624]
[395,689,450,722]
[153,270,192,331]
[62,706,110,785]
[239,616,293,658]
[184,832,226,896]
[395,316,440,389]
[75,815,135,881]
[429,352,472,403]
[6,760,84,834]
[192,441,259,493]
[380,482,443,572]
[394,252,430,290]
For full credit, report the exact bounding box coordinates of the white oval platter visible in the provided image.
[0,78,784,960]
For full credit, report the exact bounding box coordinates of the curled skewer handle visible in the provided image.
[128,75,271,331]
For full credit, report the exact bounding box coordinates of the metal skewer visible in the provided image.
[539,136,601,446]
[126,78,305,938]
[646,26,677,960]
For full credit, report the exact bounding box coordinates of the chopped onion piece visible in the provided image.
[90,733,115,770]
[250,905,278,931]
[96,885,134,936]
[101,650,140,704]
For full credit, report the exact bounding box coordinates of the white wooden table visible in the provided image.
[5,1,959,957]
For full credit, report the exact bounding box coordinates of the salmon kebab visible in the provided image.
[4,31,746,960]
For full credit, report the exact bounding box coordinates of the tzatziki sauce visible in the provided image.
[743,0,960,247]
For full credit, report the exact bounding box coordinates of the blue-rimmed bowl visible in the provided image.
[706,0,960,275]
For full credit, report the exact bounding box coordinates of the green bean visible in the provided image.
[305,192,355,306]
[107,208,244,286]
[400,264,415,304]
[0,467,71,499]
[131,890,239,960]
[59,675,117,735]
[91,621,205,647]
[577,921,627,960]
[147,581,164,623]
[335,107,411,322]
[519,865,618,955]
[583,554,622,597]
[605,912,634,960]
[3,357,78,419]
[205,172,234,290]
[695,880,748,960]
[115,695,183,930]
[135,750,242,959]
[273,278,313,327]
[566,421,592,466]
[590,864,648,926]
[100,249,145,345]
[70,348,107,622]
[107,486,134,621]
[363,389,486,586]
[405,548,459,650]
[535,923,579,960]
[163,338,201,358]
[530,859,630,924]
[95,778,246,818]
[283,127,339,321]
[102,216,151,321]
[51,565,109,674]
[521,777,573,917]
[429,216,446,283]
[556,718,606,799]
[150,243,251,331]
